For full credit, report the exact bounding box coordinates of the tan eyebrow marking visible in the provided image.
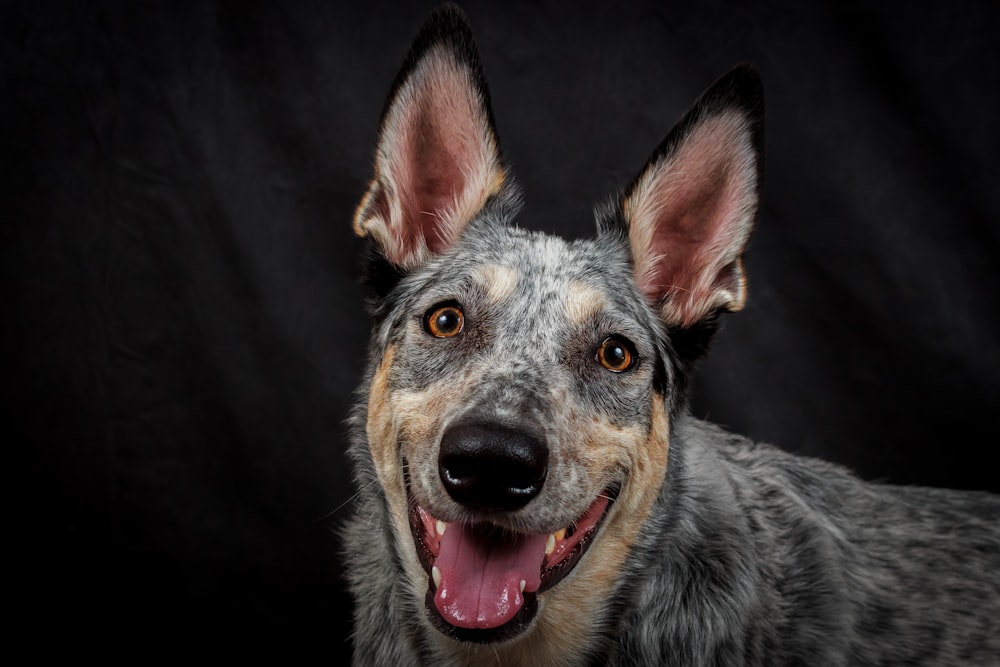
[564,280,608,325]
[471,263,520,304]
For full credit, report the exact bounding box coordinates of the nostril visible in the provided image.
[440,454,544,496]
[438,422,548,511]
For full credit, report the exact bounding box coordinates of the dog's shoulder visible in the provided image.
[665,416,1000,664]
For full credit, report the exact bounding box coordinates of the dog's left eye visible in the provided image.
[425,303,465,338]
[596,336,636,372]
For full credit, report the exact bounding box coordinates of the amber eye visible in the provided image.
[425,303,465,338]
[596,336,635,372]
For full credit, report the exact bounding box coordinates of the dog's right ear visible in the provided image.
[353,5,507,274]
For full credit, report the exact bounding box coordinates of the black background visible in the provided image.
[6,0,999,657]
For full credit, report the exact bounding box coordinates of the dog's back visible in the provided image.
[344,6,1000,665]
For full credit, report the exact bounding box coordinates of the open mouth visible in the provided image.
[408,488,617,644]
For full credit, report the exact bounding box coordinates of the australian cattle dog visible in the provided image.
[342,5,1000,665]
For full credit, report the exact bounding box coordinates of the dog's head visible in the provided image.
[351,5,762,649]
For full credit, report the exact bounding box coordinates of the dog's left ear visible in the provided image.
[601,66,763,330]
[353,5,507,272]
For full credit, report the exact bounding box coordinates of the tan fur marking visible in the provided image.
[367,347,458,607]
[472,264,520,304]
[529,399,669,664]
[352,179,379,237]
[365,345,417,573]
[388,375,479,514]
[392,388,450,452]
[366,345,400,486]
[563,280,608,326]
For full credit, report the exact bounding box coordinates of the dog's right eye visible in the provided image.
[425,303,465,338]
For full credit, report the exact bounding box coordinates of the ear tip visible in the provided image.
[705,64,765,120]
[425,3,474,34]
[387,4,487,120]
[693,64,764,162]
[429,2,472,23]
[379,3,495,141]
[410,3,479,66]
[727,63,762,84]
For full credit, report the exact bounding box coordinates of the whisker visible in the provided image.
[313,479,378,523]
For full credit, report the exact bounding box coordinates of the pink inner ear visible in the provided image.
[406,104,480,254]
[645,160,740,296]
[385,50,498,259]
[627,112,756,325]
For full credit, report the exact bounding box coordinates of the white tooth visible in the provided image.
[432,566,441,588]
[520,579,526,594]
[436,520,447,536]
[545,533,556,555]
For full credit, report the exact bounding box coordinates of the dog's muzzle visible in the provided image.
[408,420,616,643]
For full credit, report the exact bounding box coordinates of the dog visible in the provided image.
[342,6,1000,665]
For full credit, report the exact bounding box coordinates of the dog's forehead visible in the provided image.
[481,232,601,288]
[445,226,640,318]
[459,224,620,282]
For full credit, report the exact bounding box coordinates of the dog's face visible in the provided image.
[352,6,762,650]
[364,226,674,645]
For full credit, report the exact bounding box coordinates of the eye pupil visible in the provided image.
[437,312,457,331]
[425,304,464,338]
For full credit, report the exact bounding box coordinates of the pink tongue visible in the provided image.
[433,524,548,629]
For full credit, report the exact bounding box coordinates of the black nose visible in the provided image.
[438,422,548,511]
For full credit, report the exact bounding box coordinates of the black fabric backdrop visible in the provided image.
[5,0,999,657]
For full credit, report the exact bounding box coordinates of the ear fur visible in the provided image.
[601,66,764,330]
[353,5,507,271]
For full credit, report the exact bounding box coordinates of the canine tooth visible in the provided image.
[432,566,441,588]
[545,533,556,555]
[520,579,526,593]
[436,520,447,536]
[554,528,566,541]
